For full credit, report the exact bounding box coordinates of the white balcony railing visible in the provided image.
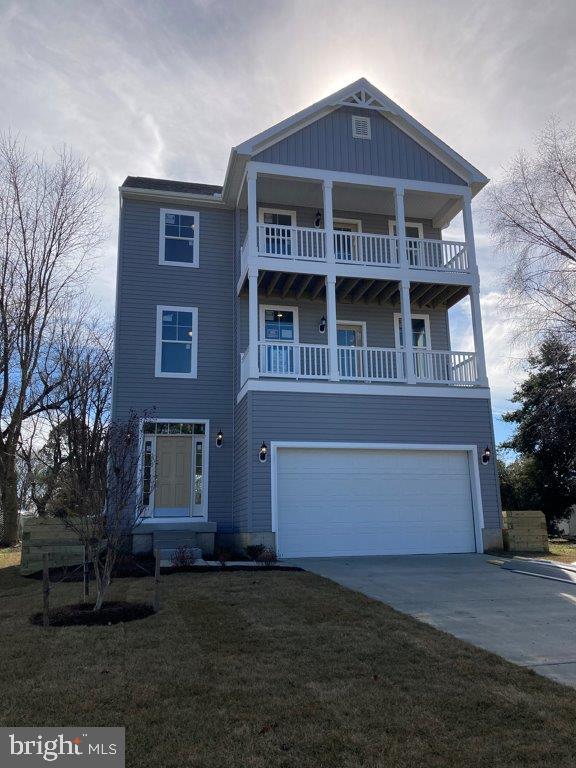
[406,238,469,271]
[241,345,479,386]
[413,350,477,385]
[337,346,405,382]
[334,232,399,267]
[246,224,468,273]
[256,224,326,261]
[259,342,330,379]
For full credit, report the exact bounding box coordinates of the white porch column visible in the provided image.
[323,180,335,264]
[394,188,408,269]
[400,280,416,384]
[462,192,477,274]
[247,168,257,258]
[325,276,339,381]
[248,266,259,379]
[469,285,488,386]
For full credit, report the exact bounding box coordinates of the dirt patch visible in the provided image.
[30,601,155,627]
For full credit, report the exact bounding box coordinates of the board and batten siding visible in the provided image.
[113,197,235,532]
[254,107,467,185]
[245,391,501,533]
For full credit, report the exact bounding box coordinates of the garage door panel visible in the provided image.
[276,447,477,558]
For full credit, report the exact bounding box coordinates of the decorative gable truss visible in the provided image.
[337,87,390,112]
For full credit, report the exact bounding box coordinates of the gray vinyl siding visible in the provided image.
[238,296,450,352]
[245,391,501,532]
[233,394,250,532]
[254,107,467,186]
[112,197,235,531]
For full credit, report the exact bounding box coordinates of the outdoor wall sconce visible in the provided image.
[318,315,327,334]
[481,446,491,465]
[259,442,268,463]
[314,210,322,228]
[216,429,224,448]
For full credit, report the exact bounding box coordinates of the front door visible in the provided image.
[261,307,297,375]
[337,322,364,378]
[260,210,295,256]
[154,436,192,517]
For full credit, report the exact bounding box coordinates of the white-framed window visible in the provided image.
[388,220,424,239]
[159,208,199,267]
[394,313,431,350]
[352,115,371,139]
[258,304,299,376]
[155,305,198,378]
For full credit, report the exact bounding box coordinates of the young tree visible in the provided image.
[484,119,576,344]
[502,336,576,528]
[0,134,103,544]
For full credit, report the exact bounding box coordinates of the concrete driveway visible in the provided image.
[289,554,576,687]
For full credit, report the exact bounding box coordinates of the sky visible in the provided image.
[2,0,576,448]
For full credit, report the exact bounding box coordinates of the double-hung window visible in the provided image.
[159,209,199,266]
[155,306,198,378]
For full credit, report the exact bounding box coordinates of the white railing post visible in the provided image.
[469,285,488,386]
[323,180,335,265]
[326,276,339,381]
[394,188,408,269]
[248,266,259,379]
[400,280,416,384]
[247,167,257,258]
[462,192,477,274]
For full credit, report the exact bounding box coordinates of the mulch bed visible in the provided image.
[163,564,302,574]
[30,601,155,627]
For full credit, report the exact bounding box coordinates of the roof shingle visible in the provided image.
[122,176,222,196]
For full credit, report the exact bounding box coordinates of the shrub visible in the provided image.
[170,545,196,568]
[257,547,277,564]
[246,544,265,561]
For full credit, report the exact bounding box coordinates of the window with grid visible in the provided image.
[160,209,199,266]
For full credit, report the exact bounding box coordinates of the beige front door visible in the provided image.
[154,436,192,517]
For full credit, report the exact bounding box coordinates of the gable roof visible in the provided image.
[223,78,488,205]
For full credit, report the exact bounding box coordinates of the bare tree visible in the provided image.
[0,133,103,544]
[484,119,576,345]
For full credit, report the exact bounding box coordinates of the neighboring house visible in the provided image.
[112,78,503,559]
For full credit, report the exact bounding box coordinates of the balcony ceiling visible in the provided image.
[241,175,462,227]
[242,271,468,308]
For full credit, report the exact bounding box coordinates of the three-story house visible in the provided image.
[112,79,502,559]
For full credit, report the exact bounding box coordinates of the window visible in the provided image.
[352,115,371,139]
[388,221,424,239]
[159,209,199,267]
[155,306,198,378]
[263,309,295,341]
[394,314,431,349]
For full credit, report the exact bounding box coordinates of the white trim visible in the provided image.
[352,114,371,140]
[121,186,228,207]
[337,319,367,347]
[137,418,210,522]
[388,220,424,238]
[333,217,362,232]
[249,161,469,197]
[232,78,487,186]
[394,312,431,350]
[270,441,485,554]
[237,377,491,400]
[258,207,297,225]
[155,305,199,378]
[159,208,200,268]
[259,304,300,344]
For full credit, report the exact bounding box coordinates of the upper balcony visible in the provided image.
[241,224,469,275]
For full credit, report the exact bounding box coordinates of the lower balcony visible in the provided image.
[240,343,479,386]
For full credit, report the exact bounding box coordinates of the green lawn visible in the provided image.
[2,551,576,767]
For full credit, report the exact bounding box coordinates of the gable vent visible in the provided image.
[352,115,371,139]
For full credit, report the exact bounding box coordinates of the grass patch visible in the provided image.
[1,553,576,767]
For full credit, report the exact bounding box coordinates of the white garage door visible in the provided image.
[276,447,477,558]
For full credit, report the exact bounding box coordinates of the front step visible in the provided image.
[153,531,203,563]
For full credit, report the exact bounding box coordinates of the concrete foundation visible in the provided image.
[482,527,504,552]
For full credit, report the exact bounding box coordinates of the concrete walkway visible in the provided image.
[289,554,576,687]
